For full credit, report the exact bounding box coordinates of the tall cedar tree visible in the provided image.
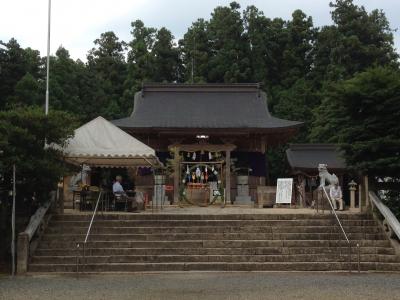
[310,66,400,177]
[207,2,251,83]
[312,0,398,83]
[125,20,157,91]
[152,27,180,83]
[179,18,210,83]
[87,31,127,119]
[0,39,41,109]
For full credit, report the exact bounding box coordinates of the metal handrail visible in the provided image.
[321,186,350,243]
[321,186,358,272]
[76,190,102,274]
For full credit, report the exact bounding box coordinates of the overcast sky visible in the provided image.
[1,0,399,61]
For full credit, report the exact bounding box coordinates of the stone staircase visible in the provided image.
[28,213,400,273]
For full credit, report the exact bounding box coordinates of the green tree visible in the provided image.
[281,10,315,87]
[152,27,180,82]
[0,39,41,109]
[48,47,81,115]
[87,31,127,119]
[310,67,400,177]
[274,79,317,141]
[125,20,157,100]
[0,106,77,201]
[7,72,42,107]
[243,6,285,86]
[207,2,251,83]
[179,18,210,83]
[312,0,398,83]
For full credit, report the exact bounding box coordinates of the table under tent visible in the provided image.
[59,116,161,211]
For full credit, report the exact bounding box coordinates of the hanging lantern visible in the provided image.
[208,152,212,160]
[187,152,190,158]
[192,152,196,160]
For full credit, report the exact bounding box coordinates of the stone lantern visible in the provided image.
[348,180,357,209]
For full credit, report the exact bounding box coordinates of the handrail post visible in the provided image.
[348,243,352,273]
[83,242,86,273]
[76,243,80,276]
[357,243,360,273]
[75,191,102,275]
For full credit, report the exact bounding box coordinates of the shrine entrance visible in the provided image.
[168,143,236,206]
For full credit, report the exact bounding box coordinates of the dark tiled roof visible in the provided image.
[286,144,347,171]
[112,83,302,130]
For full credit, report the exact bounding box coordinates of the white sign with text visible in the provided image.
[275,178,293,204]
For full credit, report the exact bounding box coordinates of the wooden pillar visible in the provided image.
[225,150,231,204]
[260,136,267,154]
[173,147,180,204]
[299,175,306,208]
[364,175,369,208]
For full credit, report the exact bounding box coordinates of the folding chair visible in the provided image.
[113,193,128,211]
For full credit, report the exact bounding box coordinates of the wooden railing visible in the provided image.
[17,191,56,274]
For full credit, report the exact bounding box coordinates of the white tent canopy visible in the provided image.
[61,116,160,168]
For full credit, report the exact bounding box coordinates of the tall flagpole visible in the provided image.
[45,0,51,115]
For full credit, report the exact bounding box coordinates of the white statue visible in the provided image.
[318,164,339,187]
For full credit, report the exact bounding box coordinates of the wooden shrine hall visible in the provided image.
[112,83,302,205]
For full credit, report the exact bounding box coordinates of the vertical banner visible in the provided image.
[276,178,293,204]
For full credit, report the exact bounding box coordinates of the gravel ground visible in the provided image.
[1,272,400,300]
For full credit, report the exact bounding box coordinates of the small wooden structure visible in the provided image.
[286,144,348,207]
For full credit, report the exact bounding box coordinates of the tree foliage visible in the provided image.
[310,66,400,177]
[0,106,77,200]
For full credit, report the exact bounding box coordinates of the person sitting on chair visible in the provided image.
[329,182,344,211]
[113,175,144,211]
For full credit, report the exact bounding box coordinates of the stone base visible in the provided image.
[234,196,252,205]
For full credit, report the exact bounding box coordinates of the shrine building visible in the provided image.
[112,83,302,205]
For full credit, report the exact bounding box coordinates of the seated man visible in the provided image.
[329,182,344,211]
[113,175,144,211]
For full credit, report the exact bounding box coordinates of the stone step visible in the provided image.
[52,213,372,221]
[49,219,378,227]
[37,239,392,250]
[40,232,387,242]
[34,246,396,257]
[28,261,400,273]
[30,212,398,273]
[46,225,383,235]
[30,253,400,264]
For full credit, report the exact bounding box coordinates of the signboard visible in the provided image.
[275,178,293,204]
